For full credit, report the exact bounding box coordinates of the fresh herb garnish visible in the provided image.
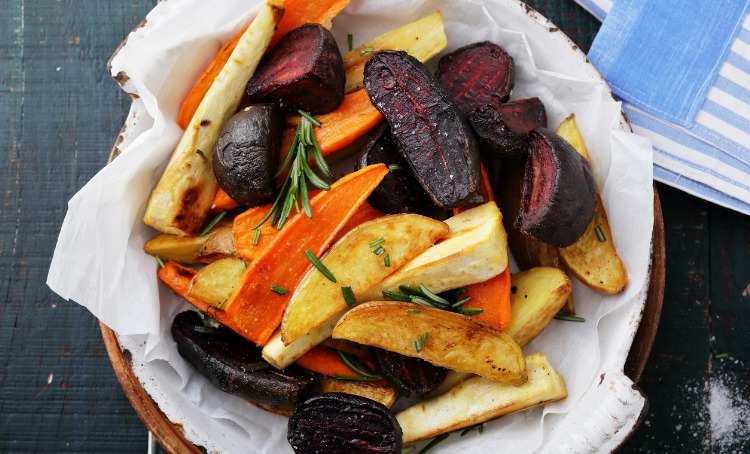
[715,352,729,359]
[217,299,228,310]
[347,33,353,52]
[382,284,479,314]
[373,245,385,256]
[271,284,288,295]
[360,45,374,56]
[594,210,600,223]
[369,237,385,248]
[336,350,381,380]
[305,249,337,282]
[414,332,428,353]
[594,225,606,242]
[419,284,450,307]
[196,149,205,156]
[242,260,248,269]
[341,286,356,307]
[384,254,391,267]
[554,313,586,322]
[154,255,165,269]
[451,296,472,308]
[198,312,221,329]
[200,210,227,236]
[418,433,449,453]
[461,423,485,436]
[253,112,331,230]
[407,308,421,314]
[382,289,413,302]
[388,163,405,172]
[457,307,483,316]
[252,229,261,245]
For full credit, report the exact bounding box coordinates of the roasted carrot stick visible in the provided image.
[454,164,512,330]
[223,164,389,346]
[279,89,383,164]
[157,261,232,323]
[210,188,241,214]
[295,345,387,385]
[176,0,351,130]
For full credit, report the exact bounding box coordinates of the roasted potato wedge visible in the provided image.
[397,353,567,444]
[143,0,284,235]
[319,376,397,408]
[556,114,627,294]
[262,317,340,370]
[343,11,447,94]
[144,234,208,265]
[193,223,238,263]
[360,202,508,301]
[186,257,245,306]
[505,267,572,347]
[281,214,449,345]
[332,301,526,384]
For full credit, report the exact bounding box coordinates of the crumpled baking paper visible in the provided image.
[48,0,654,452]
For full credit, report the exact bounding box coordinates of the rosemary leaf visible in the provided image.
[388,163,405,172]
[407,308,421,314]
[382,290,413,302]
[457,307,483,316]
[419,284,451,307]
[305,249,337,283]
[217,299,228,310]
[373,245,385,256]
[271,284,288,295]
[337,350,381,379]
[154,255,165,269]
[554,313,585,322]
[384,254,391,267]
[341,286,356,307]
[418,433,449,453]
[298,110,322,127]
[200,211,227,236]
[252,229,261,245]
[360,45,374,56]
[369,237,385,248]
[195,149,205,156]
[461,423,485,436]
[347,33,353,52]
[595,225,607,242]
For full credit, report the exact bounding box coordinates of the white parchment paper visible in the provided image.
[48,0,655,452]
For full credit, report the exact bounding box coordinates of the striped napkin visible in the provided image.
[575,0,750,215]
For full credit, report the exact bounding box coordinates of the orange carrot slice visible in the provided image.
[279,89,383,164]
[454,164,512,330]
[295,345,387,385]
[223,164,389,346]
[177,0,351,130]
[157,261,227,321]
[210,188,241,214]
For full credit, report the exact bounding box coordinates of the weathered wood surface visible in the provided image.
[0,0,747,452]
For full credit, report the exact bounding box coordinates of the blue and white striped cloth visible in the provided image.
[575,0,750,215]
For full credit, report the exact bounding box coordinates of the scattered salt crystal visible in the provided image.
[709,376,750,448]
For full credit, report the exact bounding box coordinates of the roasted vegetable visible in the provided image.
[186,257,245,306]
[288,393,403,454]
[343,11,447,94]
[333,301,527,385]
[364,50,480,209]
[143,0,284,235]
[247,23,345,114]
[281,213,449,345]
[469,97,547,160]
[360,202,507,301]
[263,318,340,370]
[436,41,515,114]
[193,222,238,263]
[515,128,596,247]
[356,124,438,215]
[171,311,316,406]
[555,115,627,294]
[371,348,446,397]
[212,104,283,206]
[318,376,397,409]
[144,217,232,264]
[397,353,567,444]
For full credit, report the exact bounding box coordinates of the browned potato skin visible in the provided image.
[318,376,397,408]
[332,301,527,385]
[555,114,627,294]
[193,223,239,264]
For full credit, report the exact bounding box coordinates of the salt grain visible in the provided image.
[709,376,750,448]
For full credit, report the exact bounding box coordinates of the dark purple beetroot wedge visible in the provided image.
[515,129,596,247]
[171,311,316,407]
[246,24,344,114]
[364,50,480,209]
[469,97,547,160]
[371,348,446,397]
[288,393,403,454]
[436,41,515,115]
[356,124,438,215]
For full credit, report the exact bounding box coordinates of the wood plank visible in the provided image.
[0,0,152,451]
[707,202,750,452]
[622,184,712,452]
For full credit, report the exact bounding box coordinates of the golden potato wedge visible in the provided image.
[397,353,567,444]
[343,11,447,93]
[281,214,449,345]
[262,317,340,370]
[143,0,284,235]
[332,301,526,384]
[505,267,572,347]
[319,376,397,409]
[556,114,627,294]
[144,234,207,265]
[193,223,238,263]
[186,257,245,306]
[360,202,508,301]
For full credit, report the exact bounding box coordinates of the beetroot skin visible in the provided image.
[469,97,547,160]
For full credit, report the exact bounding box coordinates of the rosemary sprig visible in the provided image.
[305,249,337,282]
[382,284,482,316]
[200,210,226,236]
[254,112,331,230]
[554,313,586,322]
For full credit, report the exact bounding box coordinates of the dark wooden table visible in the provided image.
[1,0,748,452]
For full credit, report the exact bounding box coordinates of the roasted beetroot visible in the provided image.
[246,23,344,114]
[171,311,316,407]
[288,393,403,454]
[515,129,596,247]
[371,348,446,397]
[436,41,515,115]
[356,124,438,215]
[364,50,480,209]
[213,104,283,206]
[469,97,547,160]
